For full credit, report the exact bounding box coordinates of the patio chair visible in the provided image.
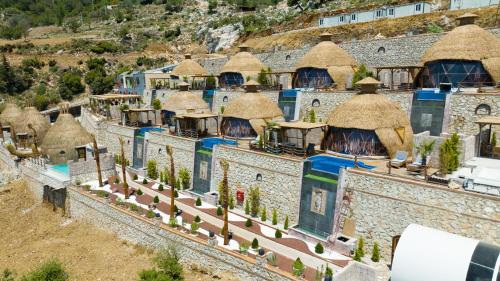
[407,155,429,173]
[390,151,408,168]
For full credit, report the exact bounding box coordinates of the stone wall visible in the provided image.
[68,153,116,184]
[298,91,412,122]
[144,132,197,185]
[212,145,303,224]
[345,169,500,259]
[68,187,294,281]
[333,262,377,281]
[447,93,500,136]
[97,123,136,162]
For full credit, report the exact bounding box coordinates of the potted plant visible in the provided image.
[416,140,436,166]
[292,258,305,277]
[190,221,199,236]
[324,265,333,281]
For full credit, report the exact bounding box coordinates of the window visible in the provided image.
[285,55,291,60]
[222,96,228,102]
[389,8,394,15]
[415,3,421,11]
[312,99,320,107]
[319,19,324,26]
[339,15,344,22]
[256,174,262,181]
[376,10,383,17]
[377,47,386,54]
[475,104,491,116]
[351,14,356,21]
[158,148,162,154]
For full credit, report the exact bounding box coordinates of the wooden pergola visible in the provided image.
[374,65,423,90]
[475,116,500,157]
[121,108,157,127]
[175,113,219,138]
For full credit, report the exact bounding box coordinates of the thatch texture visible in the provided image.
[41,113,93,164]
[162,91,209,114]
[15,107,50,143]
[171,58,208,77]
[295,40,357,90]
[0,103,22,126]
[220,51,267,80]
[222,92,283,120]
[327,94,413,158]
[421,24,500,81]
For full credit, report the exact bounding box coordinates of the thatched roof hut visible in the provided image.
[171,54,209,78]
[41,105,92,164]
[222,80,283,137]
[0,102,22,126]
[220,45,267,84]
[327,78,413,158]
[162,82,209,114]
[15,107,50,144]
[294,33,357,90]
[420,13,500,83]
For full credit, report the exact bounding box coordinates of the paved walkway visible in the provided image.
[117,168,344,271]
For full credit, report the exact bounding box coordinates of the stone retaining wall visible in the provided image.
[98,123,136,162]
[212,145,303,224]
[345,169,500,259]
[68,187,295,281]
[69,154,116,184]
[448,93,500,136]
[144,132,197,185]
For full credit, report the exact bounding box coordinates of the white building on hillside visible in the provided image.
[450,0,499,10]
[318,2,433,28]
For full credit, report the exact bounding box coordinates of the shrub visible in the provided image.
[137,189,143,196]
[325,265,333,277]
[260,206,267,222]
[352,64,374,85]
[20,259,68,281]
[147,160,158,179]
[190,222,199,234]
[146,210,155,219]
[152,98,161,110]
[48,59,57,67]
[275,229,282,238]
[114,177,120,184]
[138,246,183,281]
[96,190,108,198]
[315,242,324,254]
[194,215,201,223]
[371,242,380,262]
[292,258,305,277]
[284,215,289,230]
[133,174,138,180]
[353,248,362,262]
[158,184,164,191]
[153,195,160,204]
[251,238,259,249]
[175,178,181,190]
[2,269,14,281]
[174,190,179,198]
[357,236,365,257]
[272,209,278,225]
[244,200,250,215]
[143,178,148,184]
[245,218,252,227]
[440,133,460,174]
[195,197,202,206]
[216,206,223,216]
[178,168,190,190]
[249,186,260,217]
[129,204,139,212]
[239,242,249,255]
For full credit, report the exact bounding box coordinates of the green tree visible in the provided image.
[353,64,373,85]
[245,218,252,227]
[85,69,114,95]
[138,246,183,281]
[20,259,68,281]
[315,242,324,254]
[244,199,250,215]
[357,236,365,257]
[152,98,162,110]
[272,208,278,225]
[371,242,380,262]
[251,238,259,249]
[58,70,85,100]
[292,258,305,277]
[309,109,316,123]
[248,186,260,217]
[0,54,31,95]
[178,168,190,189]
[147,160,159,179]
[284,215,289,229]
[260,206,267,221]
[66,19,81,33]
[208,0,218,14]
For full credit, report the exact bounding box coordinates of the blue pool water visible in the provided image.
[201,137,237,150]
[308,155,374,175]
[50,164,69,175]
[138,127,165,136]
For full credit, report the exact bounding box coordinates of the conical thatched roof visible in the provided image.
[327,81,413,158]
[15,107,50,143]
[0,102,22,126]
[162,90,209,113]
[421,23,500,81]
[41,113,92,164]
[171,54,208,77]
[295,34,357,90]
[220,48,267,80]
[223,92,283,120]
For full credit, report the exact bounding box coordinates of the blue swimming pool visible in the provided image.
[50,164,69,175]
[308,155,374,175]
[138,127,165,137]
[201,137,237,150]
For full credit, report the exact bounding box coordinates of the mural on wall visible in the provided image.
[221,118,256,138]
[325,128,387,156]
[311,188,327,215]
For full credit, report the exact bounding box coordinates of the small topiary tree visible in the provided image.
[142,178,148,184]
[261,206,267,222]
[129,203,138,212]
[194,215,201,223]
[137,189,143,196]
[147,160,158,179]
[357,236,365,257]
[251,238,259,249]
[146,210,155,218]
[249,186,260,217]
[353,248,362,262]
[190,221,199,234]
[229,194,235,209]
[114,177,120,184]
[178,167,190,190]
[216,206,223,216]
[174,190,179,198]
[272,208,278,225]
[245,218,252,227]
[133,174,138,180]
[325,264,333,278]
[275,229,282,238]
[153,195,160,204]
[158,184,164,191]
[195,197,202,206]
[371,242,380,262]
[284,215,289,229]
[315,242,324,254]
[244,200,250,215]
[292,258,305,277]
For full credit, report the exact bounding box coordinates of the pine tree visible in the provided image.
[371,242,380,262]
[251,238,259,249]
[284,215,289,230]
[245,218,252,227]
[153,195,159,204]
[357,237,365,257]
[261,206,267,222]
[244,200,250,215]
[272,208,278,225]
[275,229,282,238]
[315,242,324,254]
[195,197,202,206]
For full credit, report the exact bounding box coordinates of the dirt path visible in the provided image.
[0,180,239,281]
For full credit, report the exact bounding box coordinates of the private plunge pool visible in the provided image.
[137,127,166,137]
[308,155,375,175]
[201,137,238,150]
[49,163,70,175]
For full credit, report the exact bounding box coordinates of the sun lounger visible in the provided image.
[390,151,408,168]
[407,155,427,173]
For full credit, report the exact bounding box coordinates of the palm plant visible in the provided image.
[220,159,230,245]
[166,145,176,224]
[119,137,129,199]
[92,134,103,187]
[416,140,436,165]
